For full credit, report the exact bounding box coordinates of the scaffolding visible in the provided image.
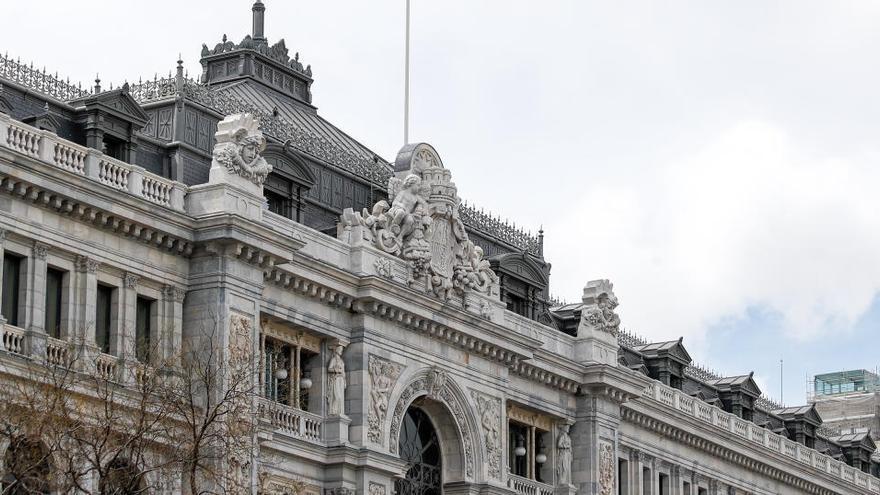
[809,369,880,440]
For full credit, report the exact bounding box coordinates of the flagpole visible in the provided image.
[404,0,411,145]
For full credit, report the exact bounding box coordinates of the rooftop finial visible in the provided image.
[94,73,101,93]
[253,0,266,44]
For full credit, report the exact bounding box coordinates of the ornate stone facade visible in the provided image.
[0,2,877,495]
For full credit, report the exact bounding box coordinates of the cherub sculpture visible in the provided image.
[387,174,428,237]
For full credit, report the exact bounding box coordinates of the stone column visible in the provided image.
[629,451,644,495]
[24,242,48,358]
[117,273,139,359]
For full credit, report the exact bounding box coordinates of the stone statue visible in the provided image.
[387,174,429,237]
[557,424,573,486]
[212,113,273,187]
[581,280,621,336]
[327,344,346,416]
[338,143,500,302]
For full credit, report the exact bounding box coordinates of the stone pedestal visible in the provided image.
[325,415,351,446]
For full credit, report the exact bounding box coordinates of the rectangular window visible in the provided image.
[508,422,529,477]
[45,267,65,339]
[135,297,153,362]
[698,487,708,495]
[618,459,629,495]
[96,285,114,354]
[643,467,652,495]
[658,473,669,495]
[1,254,22,326]
[683,480,692,495]
[264,337,292,405]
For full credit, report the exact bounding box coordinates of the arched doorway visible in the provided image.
[395,406,442,495]
[2,437,53,495]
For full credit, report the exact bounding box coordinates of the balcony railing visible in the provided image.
[0,113,186,212]
[639,378,880,493]
[0,323,25,355]
[507,474,554,495]
[258,397,323,444]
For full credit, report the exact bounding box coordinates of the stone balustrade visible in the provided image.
[507,473,554,495]
[0,113,186,212]
[639,377,880,493]
[46,336,71,367]
[0,322,25,355]
[258,398,324,444]
[95,352,120,382]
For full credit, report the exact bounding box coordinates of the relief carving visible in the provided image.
[425,367,448,400]
[367,482,385,495]
[367,355,403,444]
[471,390,502,480]
[598,442,615,495]
[374,257,394,279]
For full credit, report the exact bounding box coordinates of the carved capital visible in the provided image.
[0,229,7,243]
[33,242,48,260]
[124,273,139,289]
[163,285,186,302]
[75,255,99,274]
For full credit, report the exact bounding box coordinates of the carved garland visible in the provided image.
[388,370,475,480]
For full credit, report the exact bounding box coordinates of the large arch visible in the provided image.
[387,367,483,484]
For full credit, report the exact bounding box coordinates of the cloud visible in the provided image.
[546,120,880,344]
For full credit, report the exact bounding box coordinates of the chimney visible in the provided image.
[252,1,266,44]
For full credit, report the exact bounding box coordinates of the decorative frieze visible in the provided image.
[471,390,503,480]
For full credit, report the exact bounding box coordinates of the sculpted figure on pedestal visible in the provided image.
[327,344,346,416]
[556,424,573,486]
[581,279,621,337]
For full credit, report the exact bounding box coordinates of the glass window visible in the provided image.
[96,285,114,354]
[264,337,292,405]
[508,422,528,477]
[44,268,64,339]
[395,407,442,495]
[135,297,153,362]
[2,254,22,326]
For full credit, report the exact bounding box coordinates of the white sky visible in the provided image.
[3,1,879,392]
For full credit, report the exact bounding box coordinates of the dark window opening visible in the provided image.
[508,421,529,477]
[266,189,292,218]
[618,459,628,495]
[96,285,114,354]
[45,267,64,339]
[102,136,126,161]
[395,407,442,495]
[2,437,52,495]
[658,472,669,495]
[506,293,528,318]
[643,467,652,495]
[264,337,292,405]
[135,296,154,362]
[2,253,22,326]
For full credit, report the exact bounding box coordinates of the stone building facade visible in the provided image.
[0,2,878,494]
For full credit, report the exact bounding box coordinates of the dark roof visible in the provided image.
[828,432,877,451]
[632,338,693,365]
[773,405,823,426]
[707,373,762,397]
[211,80,391,184]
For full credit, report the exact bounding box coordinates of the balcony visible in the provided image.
[507,474,554,495]
[258,397,324,445]
[0,113,185,212]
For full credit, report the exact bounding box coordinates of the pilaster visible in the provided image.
[161,285,186,362]
[73,255,100,360]
[0,229,6,323]
[117,272,139,359]
[24,241,48,358]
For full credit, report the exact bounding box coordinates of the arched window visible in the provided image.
[262,144,316,223]
[2,437,53,495]
[100,458,144,495]
[395,407,442,495]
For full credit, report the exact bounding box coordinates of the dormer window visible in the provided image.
[102,135,126,161]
